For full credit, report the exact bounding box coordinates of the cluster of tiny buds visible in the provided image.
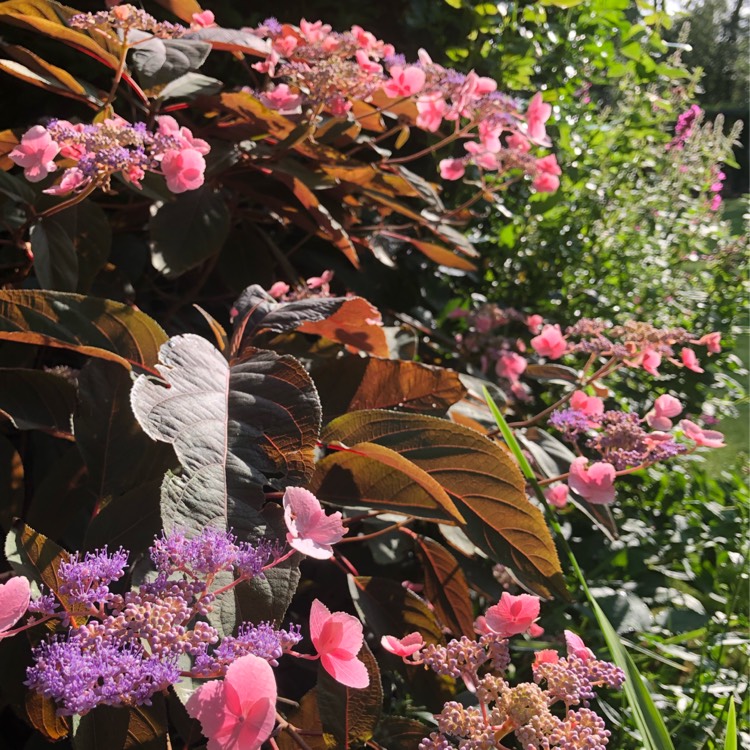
[69,5,187,38]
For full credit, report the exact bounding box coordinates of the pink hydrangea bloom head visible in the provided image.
[0,576,30,638]
[679,419,726,448]
[545,484,569,509]
[531,324,567,359]
[645,394,682,430]
[186,653,277,750]
[10,125,60,182]
[495,352,527,383]
[680,348,704,373]
[380,632,424,657]
[383,65,425,98]
[526,92,552,144]
[570,390,604,418]
[568,457,616,505]
[564,630,595,662]
[283,487,345,560]
[161,148,206,193]
[310,599,368,689]
[483,592,541,637]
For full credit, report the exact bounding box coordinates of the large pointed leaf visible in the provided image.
[322,411,564,598]
[312,356,466,421]
[317,641,382,749]
[184,26,270,56]
[131,334,321,536]
[0,367,75,434]
[413,535,475,638]
[30,217,79,291]
[231,285,388,357]
[73,697,167,750]
[129,31,211,88]
[0,290,167,369]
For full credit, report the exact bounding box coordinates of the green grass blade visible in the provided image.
[724,699,737,750]
[483,387,676,750]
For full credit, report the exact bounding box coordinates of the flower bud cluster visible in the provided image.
[9,115,209,195]
[24,527,295,715]
[70,4,186,38]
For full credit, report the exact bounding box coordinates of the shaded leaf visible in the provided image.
[375,716,429,750]
[73,697,167,750]
[185,26,270,56]
[131,334,321,537]
[0,289,168,369]
[276,689,328,750]
[401,237,478,271]
[525,363,580,383]
[0,162,34,202]
[149,187,231,278]
[0,368,75,434]
[129,30,211,88]
[317,641,382,749]
[158,71,222,100]
[311,441,465,524]
[26,690,70,741]
[75,360,174,502]
[414,535,475,638]
[0,434,24,532]
[312,356,467,421]
[323,411,565,598]
[30,217,78,291]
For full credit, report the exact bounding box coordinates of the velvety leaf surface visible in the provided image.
[374,716,430,750]
[30,217,78,291]
[414,535,475,638]
[0,290,167,369]
[0,367,76,434]
[129,30,211,88]
[316,641,383,749]
[184,26,270,56]
[72,698,167,750]
[324,411,564,598]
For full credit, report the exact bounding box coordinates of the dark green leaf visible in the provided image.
[30,217,78,291]
[0,367,75,433]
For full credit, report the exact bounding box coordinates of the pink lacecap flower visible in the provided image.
[483,592,541,637]
[570,390,604,418]
[439,158,465,181]
[464,141,499,171]
[533,172,559,192]
[191,10,215,28]
[529,622,545,638]
[355,49,382,75]
[526,92,552,144]
[261,84,303,115]
[526,314,543,334]
[383,65,426,98]
[641,349,662,377]
[545,484,569,509]
[495,352,527,384]
[268,281,290,299]
[283,487,345,560]
[310,599,369,689]
[43,167,87,196]
[273,35,299,57]
[564,630,595,662]
[381,632,424,657]
[534,649,560,667]
[679,419,726,448]
[697,332,721,354]
[645,394,682,431]
[0,576,30,639]
[416,95,447,133]
[351,25,377,50]
[478,120,502,152]
[186,653,277,750]
[568,457,616,505]
[681,348,704,374]
[157,116,210,155]
[531,324,567,359]
[161,148,206,193]
[536,154,561,176]
[299,18,332,43]
[10,125,60,182]
[506,132,531,154]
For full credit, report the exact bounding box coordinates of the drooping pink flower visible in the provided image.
[531,324,567,360]
[383,65,425,98]
[355,49,382,75]
[679,419,726,449]
[283,487,345,560]
[568,457,616,505]
[645,394,682,431]
[261,83,303,115]
[0,576,30,639]
[507,132,531,153]
[43,168,87,196]
[351,25,377,50]
[478,120,503,152]
[186,654,277,750]
[273,35,299,57]
[680,348,704,373]
[526,92,552,144]
[641,349,662,377]
[439,158,465,181]
[533,172,559,192]
[482,592,541,637]
[495,352,527,384]
[156,116,210,155]
[161,148,206,193]
[416,95,447,133]
[529,623,545,638]
[464,141,499,171]
[564,630,595,662]
[526,314,543,334]
[299,19,332,44]
[696,332,721,354]
[381,632,424,657]
[536,154,561,176]
[10,125,60,182]
[570,391,604,419]
[310,599,369,689]
[545,484,569,509]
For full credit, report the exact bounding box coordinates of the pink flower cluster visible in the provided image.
[248,18,560,191]
[9,115,209,195]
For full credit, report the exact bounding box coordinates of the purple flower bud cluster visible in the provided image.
[549,407,598,439]
[70,5,186,38]
[24,528,295,715]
